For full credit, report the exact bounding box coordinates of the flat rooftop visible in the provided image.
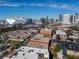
[11,46,49,59]
[27,34,50,49]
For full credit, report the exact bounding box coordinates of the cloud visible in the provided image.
[0,2,27,7]
[61,4,70,8]
[27,3,79,10]
[0,0,5,3]
[29,3,44,7]
[0,1,79,10]
[0,1,20,7]
[49,3,79,10]
[0,0,26,7]
[49,4,59,8]
[61,4,79,10]
[0,3,19,7]
[49,4,70,9]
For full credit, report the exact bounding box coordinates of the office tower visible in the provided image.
[75,13,78,19]
[26,18,32,24]
[40,16,49,28]
[63,14,75,24]
[59,14,63,21]
[74,13,78,22]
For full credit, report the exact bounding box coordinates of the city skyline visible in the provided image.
[0,0,79,20]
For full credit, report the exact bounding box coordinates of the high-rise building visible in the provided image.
[75,13,78,19]
[63,14,75,24]
[59,14,63,21]
[46,16,48,20]
[74,13,78,22]
[40,17,46,28]
[40,16,49,28]
[26,18,32,24]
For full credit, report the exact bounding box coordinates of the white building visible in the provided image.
[6,17,27,25]
[75,18,79,23]
[11,46,49,59]
[63,14,75,24]
[32,20,42,25]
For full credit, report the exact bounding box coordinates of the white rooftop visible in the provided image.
[11,46,49,59]
[6,17,27,25]
[56,30,66,35]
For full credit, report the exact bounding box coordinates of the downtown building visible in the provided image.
[6,17,28,25]
[62,13,79,24]
[6,17,33,26]
[63,14,75,24]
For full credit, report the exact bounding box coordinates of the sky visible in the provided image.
[0,0,79,20]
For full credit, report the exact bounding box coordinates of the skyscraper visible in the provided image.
[74,13,78,22]
[59,14,63,21]
[40,16,49,28]
[63,14,75,24]
[75,13,78,19]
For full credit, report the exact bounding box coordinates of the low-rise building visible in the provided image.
[40,28,53,38]
[11,46,49,59]
[27,34,50,49]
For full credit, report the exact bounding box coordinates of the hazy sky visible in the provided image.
[0,0,79,19]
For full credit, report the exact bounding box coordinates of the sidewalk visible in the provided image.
[67,50,79,56]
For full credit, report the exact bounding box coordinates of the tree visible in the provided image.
[2,51,9,57]
[66,30,73,37]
